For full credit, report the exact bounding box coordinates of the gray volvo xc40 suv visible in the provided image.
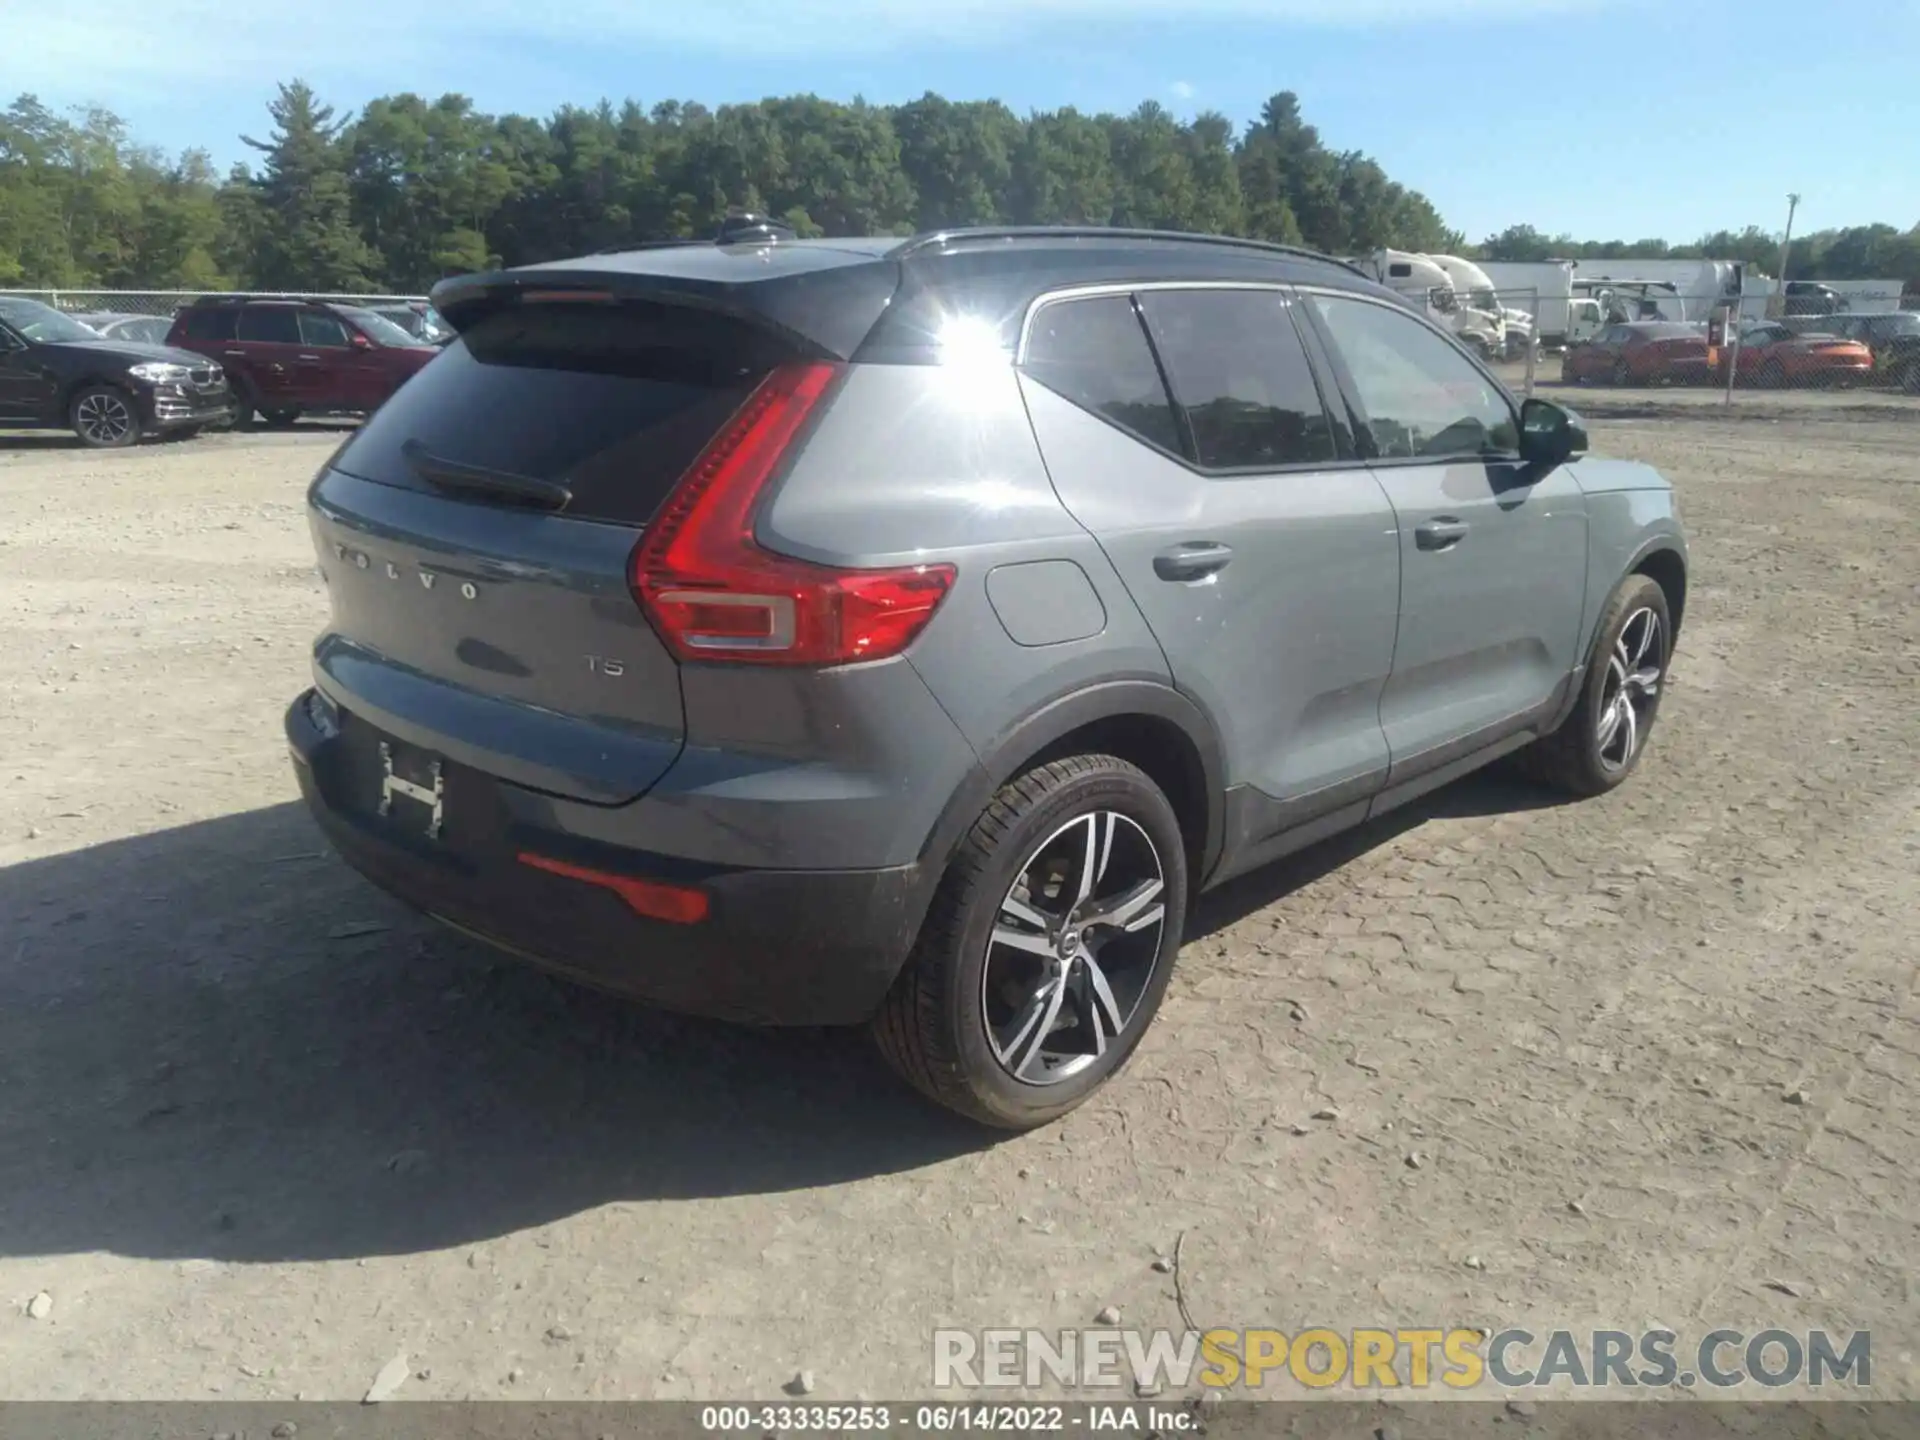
[287,224,1687,1130]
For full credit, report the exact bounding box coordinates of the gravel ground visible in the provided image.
[1,393,1917,1404]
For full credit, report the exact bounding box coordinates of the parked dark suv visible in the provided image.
[286,224,1688,1129]
[0,296,233,446]
[165,296,438,426]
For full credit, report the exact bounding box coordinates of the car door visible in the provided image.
[1300,289,1588,786]
[233,304,304,407]
[0,324,58,420]
[1575,325,1621,382]
[293,308,361,409]
[1017,286,1401,857]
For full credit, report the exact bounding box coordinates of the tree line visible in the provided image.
[3,82,1915,295]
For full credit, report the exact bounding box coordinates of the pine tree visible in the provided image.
[241,81,375,290]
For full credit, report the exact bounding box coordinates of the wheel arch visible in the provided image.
[59,373,134,416]
[916,681,1227,900]
[1631,543,1688,641]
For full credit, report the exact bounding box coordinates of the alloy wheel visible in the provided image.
[1596,606,1664,773]
[75,392,134,445]
[981,811,1168,1086]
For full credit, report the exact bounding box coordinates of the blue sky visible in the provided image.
[10,0,1918,244]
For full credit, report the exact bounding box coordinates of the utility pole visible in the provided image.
[1774,192,1801,316]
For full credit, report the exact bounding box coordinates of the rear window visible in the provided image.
[330,300,792,526]
[1020,295,1182,457]
[1137,289,1337,470]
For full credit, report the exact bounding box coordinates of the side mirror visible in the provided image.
[1519,396,1587,467]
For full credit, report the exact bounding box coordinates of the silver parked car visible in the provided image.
[285,222,1688,1129]
[74,312,179,347]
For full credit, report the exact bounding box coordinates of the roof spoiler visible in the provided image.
[428,248,897,362]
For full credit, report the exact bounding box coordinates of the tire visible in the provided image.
[1610,359,1632,387]
[1901,361,1920,395]
[1513,573,1672,798]
[162,426,203,442]
[228,380,256,429]
[871,754,1189,1130]
[69,385,142,448]
[1758,359,1786,390]
[261,407,301,427]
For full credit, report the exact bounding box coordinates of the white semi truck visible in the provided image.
[1353,249,1507,360]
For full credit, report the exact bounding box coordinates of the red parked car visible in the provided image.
[1562,321,1713,387]
[164,296,438,426]
[1728,322,1874,388]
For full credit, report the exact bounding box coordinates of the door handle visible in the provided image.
[222,349,246,357]
[297,353,321,362]
[1152,542,1234,581]
[1415,518,1469,551]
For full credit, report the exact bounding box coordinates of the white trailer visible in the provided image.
[1569,259,1748,322]
[1477,261,1590,349]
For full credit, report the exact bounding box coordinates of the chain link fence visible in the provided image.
[1546,290,1920,397]
[1377,278,1920,400]
[9,282,1916,404]
[1,289,430,318]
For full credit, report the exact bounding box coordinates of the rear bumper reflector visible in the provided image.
[517,851,711,925]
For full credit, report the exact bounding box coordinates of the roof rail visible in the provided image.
[590,239,707,256]
[886,225,1368,276]
[592,213,800,257]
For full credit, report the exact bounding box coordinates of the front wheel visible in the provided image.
[1610,359,1633,387]
[871,754,1188,1130]
[70,385,142,448]
[1514,573,1672,797]
[260,407,301,427]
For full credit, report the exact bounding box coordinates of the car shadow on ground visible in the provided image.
[0,770,1571,1266]
[0,420,357,452]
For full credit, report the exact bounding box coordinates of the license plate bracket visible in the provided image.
[377,739,445,841]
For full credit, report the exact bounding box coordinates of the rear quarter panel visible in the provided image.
[760,362,1174,753]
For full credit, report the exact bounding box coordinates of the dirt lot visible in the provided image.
[2,390,1917,1404]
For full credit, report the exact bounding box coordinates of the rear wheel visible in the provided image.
[1514,573,1672,798]
[871,754,1188,1130]
[261,407,301,428]
[1610,358,1632,387]
[1758,359,1786,389]
[70,385,142,448]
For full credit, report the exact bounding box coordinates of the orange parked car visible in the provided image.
[1729,323,1874,388]
[1562,322,1713,387]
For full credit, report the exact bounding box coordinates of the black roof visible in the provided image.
[432,225,1395,362]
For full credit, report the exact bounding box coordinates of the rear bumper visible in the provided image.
[286,690,925,1026]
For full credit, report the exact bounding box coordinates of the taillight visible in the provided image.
[632,360,956,666]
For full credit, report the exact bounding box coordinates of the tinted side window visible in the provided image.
[1137,290,1336,470]
[1021,296,1181,456]
[1309,294,1518,461]
[238,307,301,344]
[181,308,238,342]
[299,311,352,347]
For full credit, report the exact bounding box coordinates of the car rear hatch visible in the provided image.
[306,241,902,806]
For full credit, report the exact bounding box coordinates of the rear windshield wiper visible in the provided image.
[401,439,572,511]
